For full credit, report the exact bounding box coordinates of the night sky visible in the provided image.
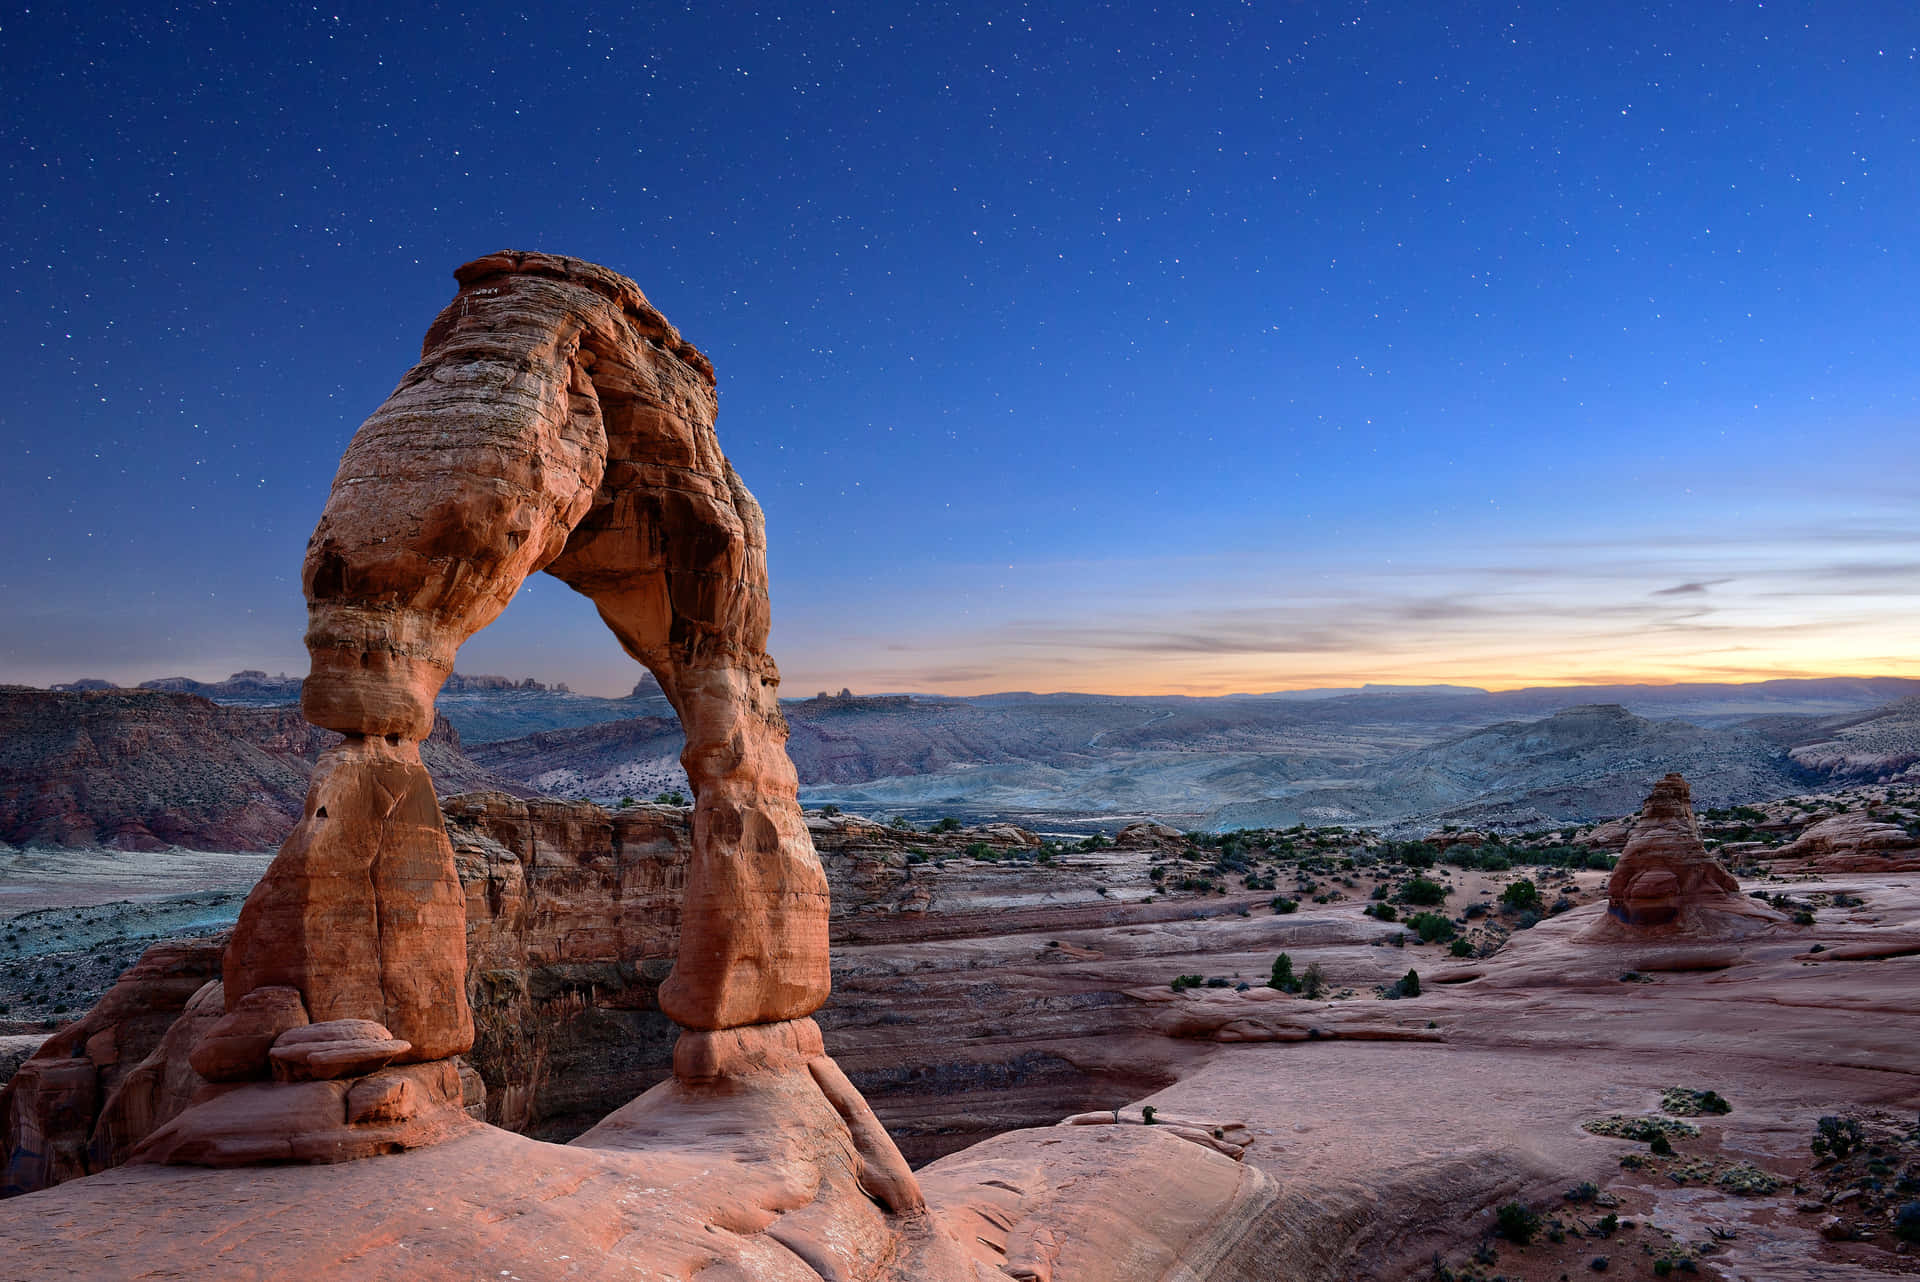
[3,2,1916,697]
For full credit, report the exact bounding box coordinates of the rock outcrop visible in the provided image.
[1773,811,1920,872]
[0,938,223,1194]
[1586,773,1780,941]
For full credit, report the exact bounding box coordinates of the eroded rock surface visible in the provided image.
[1774,811,1920,872]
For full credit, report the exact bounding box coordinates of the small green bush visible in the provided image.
[1269,953,1301,993]
[933,816,961,833]
[1270,896,1299,914]
[1401,877,1447,906]
[1406,911,1457,944]
[1501,878,1542,912]
[1449,938,1474,957]
[1495,1201,1541,1244]
[1660,1087,1731,1117]
[1812,1115,1865,1160]
[1301,962,1327,999]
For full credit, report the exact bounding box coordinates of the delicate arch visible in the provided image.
[224,252,827,1052]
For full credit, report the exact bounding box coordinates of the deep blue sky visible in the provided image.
[3,1,1916,695]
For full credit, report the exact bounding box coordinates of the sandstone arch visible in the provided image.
[219,251,829,1086]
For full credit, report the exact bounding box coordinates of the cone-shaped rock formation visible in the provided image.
[1584,772,1782,943]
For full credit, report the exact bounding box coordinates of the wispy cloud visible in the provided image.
[1652,578,1731,596]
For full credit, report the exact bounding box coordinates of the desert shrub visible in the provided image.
[1583,1115,1698,1142]
[1649,1133,1674,1156]
[1204,976,1230,988]
[1501,879,1542,912]
[889,814,914,830]
[1549,895,1575,915]
[1660,1087,1731,1117]
[1449,938,1474,958]
[1494,1201,1541,1244]
[1141,1105,1158,1125]
[1170,974,1204,991]
[1812,1115,1865,1161]
[619,796,636,808]
[932,816,961,832]
[1564,1181,1600,1203]
[1301,962,1327,999]
[1270,896,1299,914]
[1406,911,1456,944]
[1392,968,1421,998]
[1895,1202,1920,1243]
[964,842,998,861]
[1401,877,1447,906]
[1364,903,1398,923]
[820,803,841,816]
[1585,850,1617,870]
[1269,953,1301,993]
[1714,1163,1782,1195]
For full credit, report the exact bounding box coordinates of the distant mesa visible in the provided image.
[440,673,569,694]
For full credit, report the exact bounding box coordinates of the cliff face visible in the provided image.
[0,689,528,852]
[447,794,687,1137]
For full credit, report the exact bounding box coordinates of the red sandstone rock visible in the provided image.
[221,737,472,1064]
[187,985,307,1082]
[268,1020,410,1081]
[272,251,827,1038]
[0,936,223,1195]
[131,1059,474,1169]
[1115,819,1184,848]
[1774,811,1920,872]
[89,980,224,1171]
[1603,773,1738,926]
[1584,773,1784,942]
